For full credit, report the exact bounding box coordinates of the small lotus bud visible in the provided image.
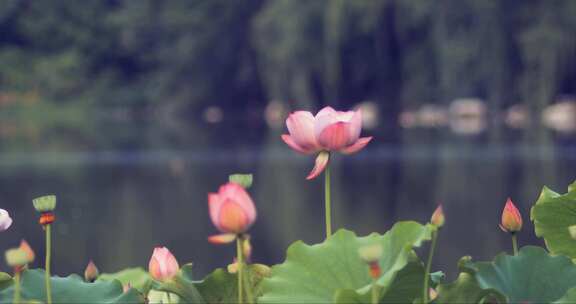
[148,247,179,282]
[500,198,522,233]
[123,283,132,293]
[429,288,438,301]
[430,205,445,227]
[84,260,99,282]
[5,248,29,268]
[568,225,576,240]
[18,240,34,263]
[228,174,253,189]
[33,195,56,213]
[358,244,383,263]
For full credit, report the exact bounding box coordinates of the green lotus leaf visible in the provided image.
[98,267,152,294]
[334,259,425,303]
[0,269,144,303]
[457,246,576,303]
[156,263,270,303]
[436,272,504,303]
[258,222,434,303]
[531,184,576,259]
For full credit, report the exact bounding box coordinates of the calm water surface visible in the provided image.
[0,116,575,279]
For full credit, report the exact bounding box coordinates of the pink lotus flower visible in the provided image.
[500,198,522,233]
[0,209,12,232]
[208,182,257,244]
[148,247,179,282]
[282,106,372,179]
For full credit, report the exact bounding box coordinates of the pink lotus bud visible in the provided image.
[282,107,372,179]
[0,209,13,232]
[123,283,132,293]
[84,260,99,282]
[500,198,522,233]
[430,205,445,227]
[148,247,179,282]
[208,182,256,235]
[18,240,34,264]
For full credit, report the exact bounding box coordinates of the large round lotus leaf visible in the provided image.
[98,267,152,294]
[460,246,576,303]
[436,272,505,303]
[156,263,270,303]
[258,222,434,303]
[0,269,144,303]
[333,259,425,303]
[530,184,576,259]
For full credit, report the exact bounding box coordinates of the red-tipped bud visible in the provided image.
[84,260,99,282]
[500,198,522,233]
[430,205,445,227]
[123,283,132,293]
[18,240,34,264]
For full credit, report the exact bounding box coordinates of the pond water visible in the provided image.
[0,111,575,279]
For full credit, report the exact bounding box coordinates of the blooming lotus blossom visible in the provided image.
[500,198,522,233]
[0,209,12,232]
[148,247,179,282]
[208,182,257,244]
[282,106,372,179]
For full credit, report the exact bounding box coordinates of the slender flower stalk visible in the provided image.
[236,237,244,304]
[13,270,21,304]
[45,224,52,304]
[423,230,438,303]
[424,205,444,303]
[511,233,519,256]
[324,162,332,238]
[33,195,56,304]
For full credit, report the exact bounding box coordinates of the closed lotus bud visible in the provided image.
[208,182,257,236]
[0,209,13,232]
[358,244,383,263]
[84,260,99,282]
[148,247,179,282]
[430,205,445,227]
[5,248,29,268]
[500,198,522,233]
[32,195,56,213]
[19,240,34,263]
[429,288,438,301]
[569,225,576,240]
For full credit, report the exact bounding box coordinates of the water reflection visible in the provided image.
[1,102,576,279]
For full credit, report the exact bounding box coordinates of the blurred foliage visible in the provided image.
[0,0,574,115]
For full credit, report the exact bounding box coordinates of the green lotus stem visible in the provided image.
[13,270,21,304]
[512,233,518,256]
[241,238,254,303]
[166,292,172,303]
[45,224,53,304]
[236,236,244,304]
[324,163,332,238]
[423,229,438,303]
[371,280,379,304]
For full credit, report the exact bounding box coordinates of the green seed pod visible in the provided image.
[32,195,56,212]
[229,174,253,189]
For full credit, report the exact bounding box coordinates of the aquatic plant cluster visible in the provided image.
[1,107,576,304]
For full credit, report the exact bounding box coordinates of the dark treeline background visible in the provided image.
[0,0,576,278]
